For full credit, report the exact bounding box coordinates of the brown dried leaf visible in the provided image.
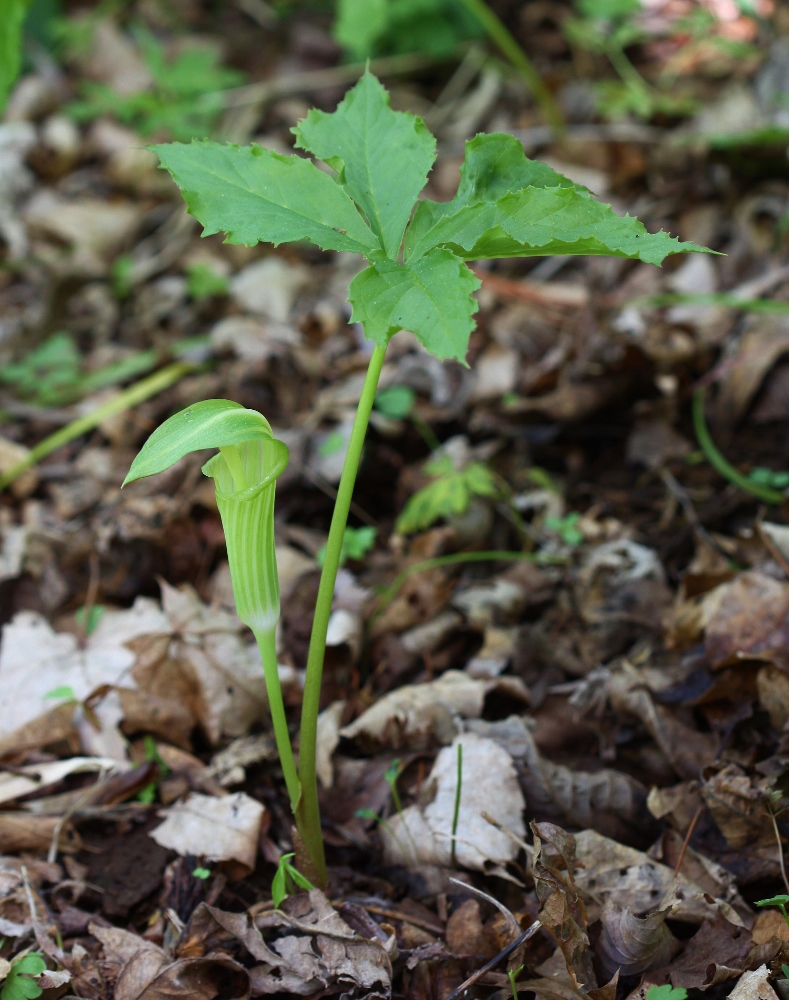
[149,792,265,870]
[598,902,680,977]
[728,965,780,1000]
[531,822,597,991]
[667,913,751,989]
[705,572,789,670]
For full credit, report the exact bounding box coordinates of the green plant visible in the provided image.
[1,954,46,1000]
[137,734,170,804]
[564,0,694,120]
[68,24,244,141]
[451,741,462,867]
[644,987,687,1000]
[756,894,789,927]
[0,0,34,111]
[271,852,314,908]
[396,455,501,534]
[126,70,706,882]
[375,385,416,420]
[508,964,524,1000]
[545,511,584,546]
[192,866,211,879]
[186,262,229,301]
[317,526,376,567]
[692,386,785,505]
[334,0,480,59]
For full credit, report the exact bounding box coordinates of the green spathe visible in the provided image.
[151,73,710,367]
[203,437,288,632]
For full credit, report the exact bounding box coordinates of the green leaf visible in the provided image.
[1,954,46,1000]
[757,895,789,906]
[349,248,480,363]
[0,0,32,111]
[333,0,388,58]
[152,141,380,255]
[294,70,436,260]
[375,385,415,419]
[405,133,709,266]
[644,986,687,1000]
[271,853,314,908]
[396,458,498,534]
[123,399,273,484]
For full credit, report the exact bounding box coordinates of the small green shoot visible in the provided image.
[186,263,229,301]
[0,0,34,112]
[317,526,376,568]
[749,468,789,491]
[451,741,463,868]
[396,455,499,534]
[318,430,347,457]
[644,987,688,1000]
[192,866,211,880]
[545,512,584,546]
[1,954,46,1000]
[693,387,785,505]
[782,964,789,982]
[111,254,136,299]
[0,333,82,407]
[375,385,416,420]
[271,853,314,908]
[756,894,789,929]
[68,25,244,141]
[136,734,170,804]
[508,964,524,1000]
[42,685,77,702]
[75,604,104,637]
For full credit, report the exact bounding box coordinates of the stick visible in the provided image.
[441,920,542,1000]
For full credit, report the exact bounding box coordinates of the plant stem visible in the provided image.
[451,741,463,867]
[0,361,196,494]
[456,0,564,133]
[297,343,387,885]
[692,386,785,505]
[254,627,301,812]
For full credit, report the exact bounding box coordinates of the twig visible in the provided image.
[769,807,789,896]
[473,269,589,308]
[449,877,520,940]
[659,468,736,564]
[672,804,703,879]
[441,920,542,1000]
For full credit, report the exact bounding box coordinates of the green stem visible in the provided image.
[456,0,564,132]
[254,627,301,812]
[297,343,387,885]
[451,741,463,867]
[692,386,785,505]
[0,361,195,493]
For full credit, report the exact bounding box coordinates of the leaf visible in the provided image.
[375,384,415,419]
[151,141,380,255]
[123,399,273,484]
[396,459,498,534]
[333,0,388,62]
[1,955,46,1000]
[405,133,709,266]
[598,903,680,977]
[294,70,436,259]
[0,0,32,111]
[349,248,480,362]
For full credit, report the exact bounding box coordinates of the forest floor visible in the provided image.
[3,2,789,999]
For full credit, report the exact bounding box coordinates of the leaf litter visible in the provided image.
[4,2,789,999]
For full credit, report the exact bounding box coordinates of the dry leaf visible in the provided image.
[728,965,780,1000]
[149,791,265,870]
[598,902,680,976]
[340,670,529,752]
[705,572,789,670]
[381,733,525,869]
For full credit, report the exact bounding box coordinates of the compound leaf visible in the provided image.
[1,954,46,1000]
[152,141,380,255]
[294,70,436,260]
[405,132,708,266]
[349,248,480,363]
[123,399,273,484]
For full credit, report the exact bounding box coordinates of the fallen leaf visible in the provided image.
[382,733,525,869]
[728,965,780,1000]
[705,572,789,670]
[149,791,265,870]
[340,670,529,752]
[667,912,751,988]
[598,902,680,977]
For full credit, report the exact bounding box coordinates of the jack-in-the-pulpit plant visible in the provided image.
[125,69,710,886]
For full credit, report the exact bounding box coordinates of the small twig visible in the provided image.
[481,811,534,866]
[659,468,734,564]
[77,552,101,648]
[769,807,789,896]
[672,805,703,879]
[473,270,589,308]
[441,920,542,1000]
[449,877,520,941]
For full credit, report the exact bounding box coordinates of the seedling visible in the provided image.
[397,454,500,534]
[68,24,244,142]
[192,866,211,880]
[271,852,314,908]
[126,70,707,883]
[317,526,377,568]
[545,512,584,547]
[0,0,33,111]
[508,964,524,1000]
[186,262,230,301]
[756,894,789,928]
[451,741,463,867]
[645,987,687,1000]
[375,385,416,420]
[0,954,46,1000]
